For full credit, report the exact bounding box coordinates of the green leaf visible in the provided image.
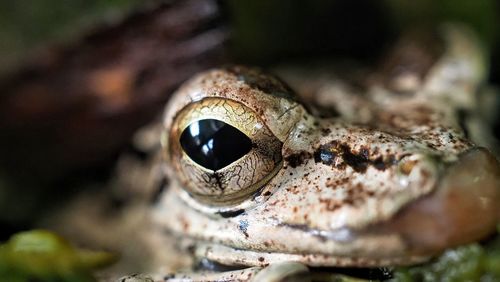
[0,230,117,282]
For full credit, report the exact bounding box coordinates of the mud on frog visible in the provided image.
[124,25,500,281]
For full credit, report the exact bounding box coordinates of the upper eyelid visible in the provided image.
[174,98,263,138]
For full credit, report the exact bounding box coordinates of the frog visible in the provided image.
[120,25,500,282]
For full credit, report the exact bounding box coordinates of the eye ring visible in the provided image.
[166,97,283,206]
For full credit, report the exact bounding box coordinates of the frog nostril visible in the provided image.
[397,154,439,189]
[398,159,417,175]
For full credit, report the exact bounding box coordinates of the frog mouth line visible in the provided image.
[275,223,356,243]
[193,242,430,268]
[195,257,394,280]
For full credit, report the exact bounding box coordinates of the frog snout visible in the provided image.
[378,148,500,255]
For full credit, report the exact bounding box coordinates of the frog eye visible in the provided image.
[180,119,253,171]
[167,98,283,205]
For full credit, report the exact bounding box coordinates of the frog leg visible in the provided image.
[163,262,310,282]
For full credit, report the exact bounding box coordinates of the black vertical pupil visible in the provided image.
[179,119,252,171]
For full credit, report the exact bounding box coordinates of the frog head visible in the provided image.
[153,63,499,267]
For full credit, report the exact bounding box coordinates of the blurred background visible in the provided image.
[0,0,499,280]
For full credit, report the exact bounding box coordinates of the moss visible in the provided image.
[0,230,117,282]
[392,227,500,281]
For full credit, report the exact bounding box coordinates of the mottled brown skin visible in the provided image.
[151,26,500,281]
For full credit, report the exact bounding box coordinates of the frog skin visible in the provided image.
[145,25,500,281]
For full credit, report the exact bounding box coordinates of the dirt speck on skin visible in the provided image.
[284,151,313,168]
[314,141,396,172]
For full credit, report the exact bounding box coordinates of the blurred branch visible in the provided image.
[0,0,227,224]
